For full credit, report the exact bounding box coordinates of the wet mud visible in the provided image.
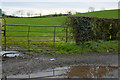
[2,52,118,78]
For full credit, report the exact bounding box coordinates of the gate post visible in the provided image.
[0,22,2,52]
[0,22,2,79]
[54,26,56,47]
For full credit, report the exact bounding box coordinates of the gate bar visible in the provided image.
[5,24,67,27]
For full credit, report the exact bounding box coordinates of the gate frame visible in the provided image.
[0,22,2,52]
[2,19,69,52]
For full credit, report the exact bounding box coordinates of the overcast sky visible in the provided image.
[1,0,119,2]
[0,0,119,17]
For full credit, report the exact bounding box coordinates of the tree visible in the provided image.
[54,12,57,16]
[27,12,30,17]
[12,13,15,16]
[118,1,120,9]
[118,1,120,18]
[75,12,80,14]
[2,11,6,18]
[40,13,42,16]
[16,10,24,17]
[88,7,95,12]
[59,12,62,16]
[0,9,2,16]
[67,11,72,15]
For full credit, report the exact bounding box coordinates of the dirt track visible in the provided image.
[2,52,118,76]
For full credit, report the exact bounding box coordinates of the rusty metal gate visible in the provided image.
[1,19,72,54]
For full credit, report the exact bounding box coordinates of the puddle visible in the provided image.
[7,65,118,78]
[0,51,22,57]
[68,66,118,78]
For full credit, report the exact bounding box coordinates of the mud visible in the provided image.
[2,52,118,77]
[7,66,118,78]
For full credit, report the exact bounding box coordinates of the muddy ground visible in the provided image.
[2,52,118,76]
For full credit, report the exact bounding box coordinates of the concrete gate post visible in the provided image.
[0,22,2,79]
[0,22,2,52]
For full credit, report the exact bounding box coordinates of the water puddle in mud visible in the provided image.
[7,65,118,78]
[1,51,24,57]
[68,66,118,78]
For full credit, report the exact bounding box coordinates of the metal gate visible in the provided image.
[2,19,71,54]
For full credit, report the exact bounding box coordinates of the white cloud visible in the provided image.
[2,6,89,17]
[1,0,118,16]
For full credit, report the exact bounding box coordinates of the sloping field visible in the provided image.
[73,9,118,18]
[1,9,118,53]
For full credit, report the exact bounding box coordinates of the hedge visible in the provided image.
[66,16,120,45]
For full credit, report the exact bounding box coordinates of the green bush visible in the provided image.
[66,16,120,45]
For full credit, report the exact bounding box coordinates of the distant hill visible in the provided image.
[6,9,119,25]
[6,9,118,19]
[6,13,69,18]
[73,9,118,18]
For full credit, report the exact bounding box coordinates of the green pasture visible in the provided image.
[6,16,66,25]
[3,16,71,41]
[2,9,119,54]
[73,9,119,18]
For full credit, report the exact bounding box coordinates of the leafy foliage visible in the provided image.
[66,16,120,45]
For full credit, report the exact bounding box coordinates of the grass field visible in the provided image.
[2,9,119,54]
[4,17,71,42]
[73,9,118,18]
[5,9,119,25]
[6,16,66,25]
[4,16,68,41]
